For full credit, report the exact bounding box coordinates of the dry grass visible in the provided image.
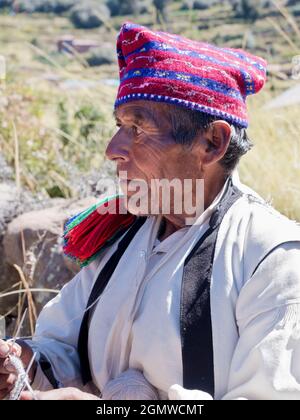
[240,1,300,221]
[0,1,300,334]
[0,5,299,203]
[241,93,300,221]
[0,228,61,338]
[0,5,299,204]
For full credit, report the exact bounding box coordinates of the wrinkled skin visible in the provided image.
[0,101,232,400]
[106,101,231,239]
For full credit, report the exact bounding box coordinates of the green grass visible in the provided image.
[0,3,300,219]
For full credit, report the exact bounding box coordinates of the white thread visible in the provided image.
[8,355,36,400]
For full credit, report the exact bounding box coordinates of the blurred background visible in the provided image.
[0,0,299,336]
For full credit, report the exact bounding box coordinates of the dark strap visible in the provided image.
[181,179,242,396]
[39,353,60,389]
[78,217,146,384]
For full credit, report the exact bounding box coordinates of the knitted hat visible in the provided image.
[115,22,267,128]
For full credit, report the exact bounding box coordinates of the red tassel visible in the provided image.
[64,197,135,264]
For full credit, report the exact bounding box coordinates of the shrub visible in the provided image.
[74,104,104,140]
[180,0,193,10]
[289,3,300,16]
[153,0,170,22]
[139,0,152,14]
[0,0,13,9]
[70,1,110,29]
[13,0,36,13]
[153,0,170,12]
[39,0,77,13]
[181,0,217,11]
[232,0,260,22]
[193,0,216,10]
[86,47,116,67]
[106,0,151,16]
[286,0,299,6]
[14,0,77,13]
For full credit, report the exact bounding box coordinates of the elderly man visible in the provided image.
[1,22,300,400]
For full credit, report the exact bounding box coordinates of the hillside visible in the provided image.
[0,0,300,219]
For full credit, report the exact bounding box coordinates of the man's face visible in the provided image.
[105,101,203,217]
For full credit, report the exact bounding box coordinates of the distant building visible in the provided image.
[57,35,100,54]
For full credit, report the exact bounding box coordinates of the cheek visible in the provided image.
[130,141,166,179]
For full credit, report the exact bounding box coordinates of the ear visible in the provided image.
[201,120,231,166]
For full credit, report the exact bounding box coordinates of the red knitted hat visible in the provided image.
[115,22,267,128]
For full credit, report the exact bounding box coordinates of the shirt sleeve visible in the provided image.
[25,258,99,392]
[222,241,300,400]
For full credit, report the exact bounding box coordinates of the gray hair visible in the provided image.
[163,104,253,173]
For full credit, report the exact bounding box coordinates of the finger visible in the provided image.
[0,373,16,390]
[21,388,100,400]
[2,384,14,394]
[3,358,20,373]
[22,388,80,400]
[35,390,66,400]
[0,380,15,398]
[21,390,57,400]
[0,340,22,359]
[6,341,22,357]
[0,361,12,375]
[0,374,10,390]
[20,391,39,401]
[0,341,10,358]
[0,388,10,400]
[21,390,67,400]
[6,373,17,386]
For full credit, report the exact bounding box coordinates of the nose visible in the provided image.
[105,129,130,163]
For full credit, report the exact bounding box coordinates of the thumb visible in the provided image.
[21,388,79,400]
[20,390,40,400]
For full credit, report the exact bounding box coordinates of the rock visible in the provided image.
[0,155,12,182]
[0,154,99,335]
[73,160,117,198]
[0,182,25,313]
[0,179,59,291]
[2,196,97,316]
[0,182,18,236]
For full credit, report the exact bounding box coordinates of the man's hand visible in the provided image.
[0,339,35,400]
[20,388,101,400]
[168,384,213,400]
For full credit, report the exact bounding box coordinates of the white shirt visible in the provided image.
[88,178,228,399]
[27,175,300,399]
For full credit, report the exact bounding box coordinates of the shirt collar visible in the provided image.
[153,176,231,254]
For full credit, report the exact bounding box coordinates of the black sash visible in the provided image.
[78,179,242,395]
[181,180,242,395]
[77,216,146,384]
